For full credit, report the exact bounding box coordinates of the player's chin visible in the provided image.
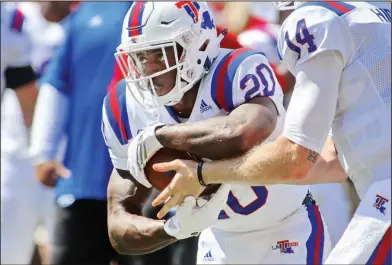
[152,81,171,97]
[155,87,169,97]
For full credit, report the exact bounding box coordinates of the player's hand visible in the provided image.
[127,123,165,182]
[164,184,231,239]
[152,159,204,219]
[35,161,71,187]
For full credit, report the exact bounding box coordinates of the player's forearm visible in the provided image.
[300,138,347,184]
[299,156,347,184]
[156,116,266,160]
[203,136,313,185]
[108,212,176,255]
[155,117,243,159]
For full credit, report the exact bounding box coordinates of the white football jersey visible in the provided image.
[0,3,32,94]
[102,48,309,233]
[277,2,391,198]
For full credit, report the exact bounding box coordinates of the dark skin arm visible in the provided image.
[107,168,176,255]
[155,96,278,160]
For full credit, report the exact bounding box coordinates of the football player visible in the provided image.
[1,3,38,126]
[238,3,359,249]
[102,2,334,264]
[1,3,41,264]
[155,2,391,264]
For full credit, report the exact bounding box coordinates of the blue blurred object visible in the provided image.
[40,2,133,203]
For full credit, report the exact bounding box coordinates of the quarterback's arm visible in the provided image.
[155,52,279,160]
[295,136,347,184]
[201,50,343,185]
[107,168,176,255]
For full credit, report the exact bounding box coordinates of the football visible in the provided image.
[145,148,220,196]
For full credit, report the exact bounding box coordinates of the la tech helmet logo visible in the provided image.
[175,1,200,23]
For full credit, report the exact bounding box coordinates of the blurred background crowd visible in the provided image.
[1,1,388,265]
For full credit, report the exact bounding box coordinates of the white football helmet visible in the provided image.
[115,2,222,106]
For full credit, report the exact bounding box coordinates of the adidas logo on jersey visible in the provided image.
[203,250,214,261]
[200,100,212,113]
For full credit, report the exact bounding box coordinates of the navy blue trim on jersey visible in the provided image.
[300,1,356,16]
[165,106,181,123]
[277,46,283,61]
[210,51,231,110]
[211,48,266,112]
[104,80,132,145]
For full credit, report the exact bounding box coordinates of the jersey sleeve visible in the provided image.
[282,50,343,153]
[101,80,133,171]
[3,6,32,68]
[210,48,284,114]
[277,3,353,74]
[2,5,37,88]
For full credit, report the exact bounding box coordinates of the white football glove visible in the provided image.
[164,184,231,240]
[127,123,165,187]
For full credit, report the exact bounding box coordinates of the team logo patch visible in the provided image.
[272,240,299,254]
[175,1,200,23]
[374,194,389,215]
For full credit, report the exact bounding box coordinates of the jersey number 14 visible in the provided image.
[285,18,317,60]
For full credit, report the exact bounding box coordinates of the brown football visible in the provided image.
[145,148,220,196]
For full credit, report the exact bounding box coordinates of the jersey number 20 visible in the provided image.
[285,18,317,60]
[240,63,276,99]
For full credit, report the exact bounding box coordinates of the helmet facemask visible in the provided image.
[116,2,221,107]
